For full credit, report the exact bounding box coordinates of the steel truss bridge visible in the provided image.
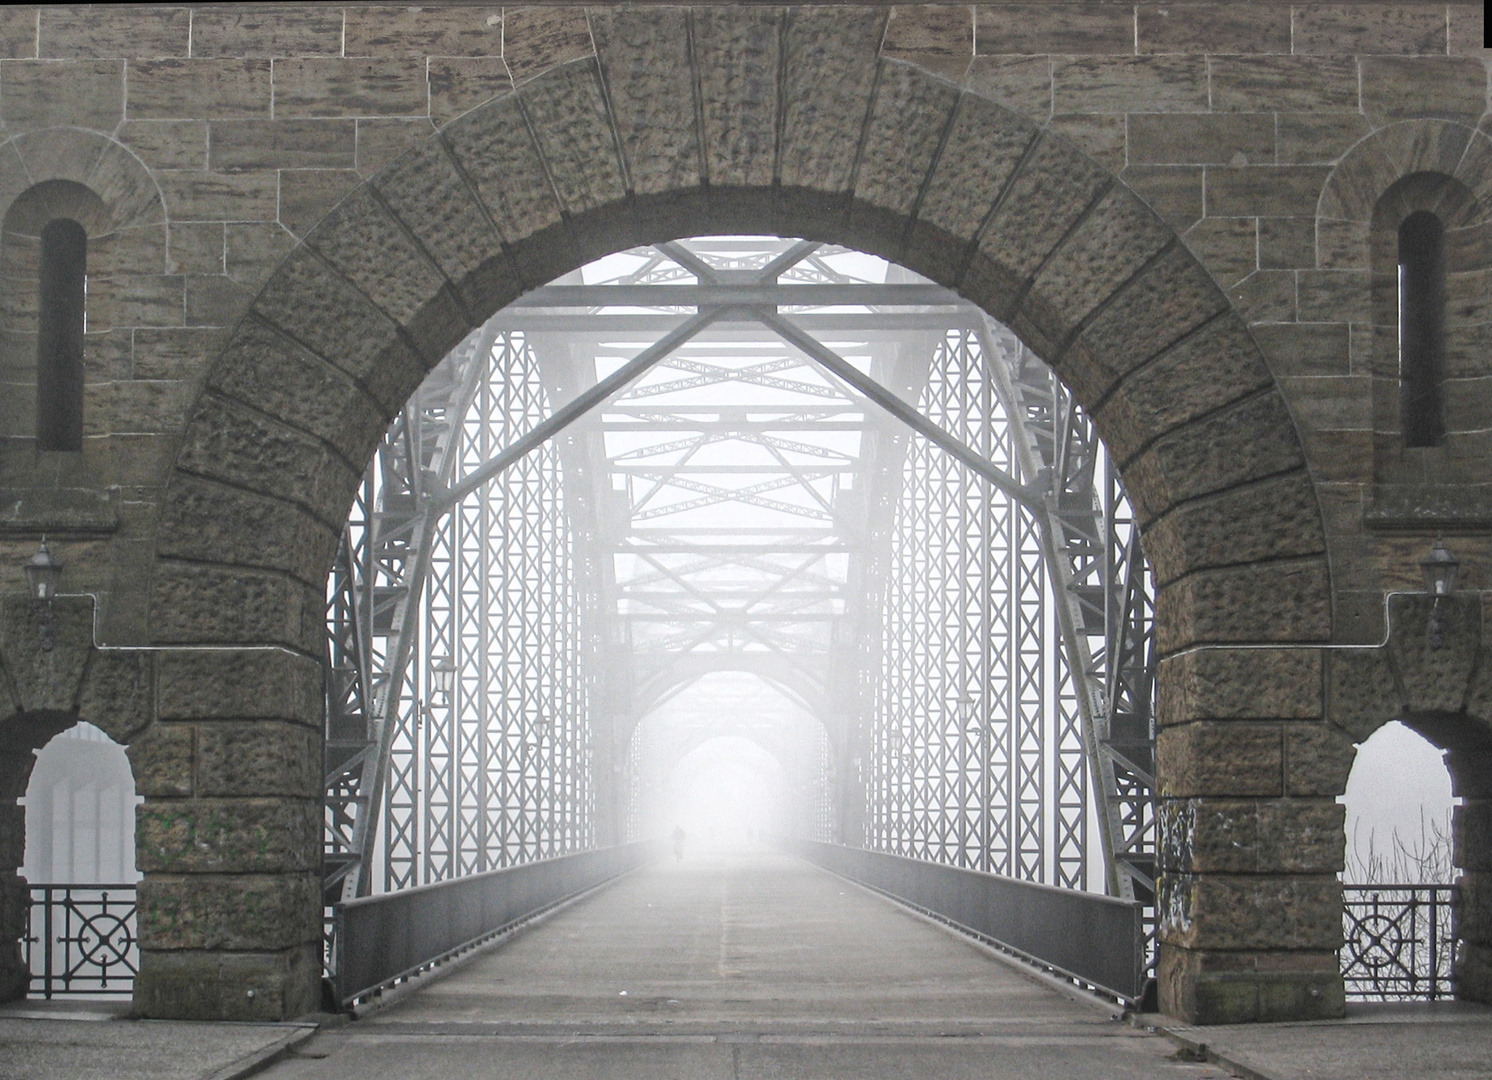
[321,238,1157,964]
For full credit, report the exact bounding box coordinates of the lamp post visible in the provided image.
[1420,539,1459,649]
[23,541,62,652]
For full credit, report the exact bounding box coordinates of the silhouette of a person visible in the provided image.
[671,825,686,862]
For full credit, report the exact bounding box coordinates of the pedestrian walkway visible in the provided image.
[255,848,1223,1079]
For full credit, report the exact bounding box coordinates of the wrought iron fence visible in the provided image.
[1342,884,1455,1000]
[25,884,138,997]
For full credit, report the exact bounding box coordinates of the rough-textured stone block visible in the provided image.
[519,59,626,217]
[127,723,194,799]
[1284,722,1356,797]
[118,120,209,171]
[138,872,320,951]
[1128,113,1274,167]
[1158,722,1283,798]
[502,5,593,84]
[76,649,153,743]
[1293,4,1447,55]
[276,167,362,237]
[1158,946,1345,1024]
[1386,593,1481,716]
[196,721,320,799]
[1362,57,1489,124]
[127,58,271,119]
[157,474,338,586]
[1211,56,1360,113]
[155,649,320,725]
[1448,4,1485,57]
[345,6,503,58]
[274,58,427,118]
[209,118,356,171]
[191,7,342,57]
[0,58,124,129]
[1137,4,1289,54]
[137,796,319,874]
[694,6,781,190]
[976,4,1133,55]
[0,9,36,59]
[1206,165,1332,219]
[780,7,886,197]
[1161,798,1345,874]
[1160,873,1342,951]
[882,4,969,78]
[592,7,701,198]
[965,56,1051,119]
[358,116,436,175]
[0,596,93,716]
[1325,647,1401,743]
[1053,56,1208,114]
[150,562,323,652]
[1457,872,1492,946]
[428,57,512,123]
[1457,942,1492,1004]
[1120,165,1201,231]
[135,943,319,1021]
[1277,112,1374,166]
[1158,647,1322,727]
[40,7,189,60]
[1456,802,1492,873]
[1252,323,1352,379]
[157,170,277,223]
[1157,558,1332,651]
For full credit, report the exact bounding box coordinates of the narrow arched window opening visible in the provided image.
[1399,210,1446,448]
[36,217,86,452]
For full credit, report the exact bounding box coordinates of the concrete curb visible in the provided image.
[1130,1014,1282,1080]
[199,1023,319,1080]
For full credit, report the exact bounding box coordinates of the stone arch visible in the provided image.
[149,9,1332,1024]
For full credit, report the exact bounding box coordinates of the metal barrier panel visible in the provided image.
[1342,884,1456,1001]
[25,884,138,997]
[787,839,1144,1001]
[334,842,659,1006]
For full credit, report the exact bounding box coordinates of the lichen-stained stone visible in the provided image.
[1158,721,1283,798]
[1325,647,1402,743]
[76,649,153,743]
[273,58,428,119]
[1160,799,1344,874]
[1137,3,1291,55]
[1158,647,1322,726]
[209,118,357,172]
[521,59,626,216]
[175,393,360,523]
[39,6,190,60]
[135,944,320,1022]
[881,3,970,79]
[1160,873,1342,951]
[906,93,1036,285]
[150,562,323,652]
[693,5,781,190]
[137,872,320,951]
[1142,472,1326,585]
[345,5,503,59]
[1293,3,1448,55]
[847,60,959,254]
[976,3,1133,55]
[127,58,272,120]
[87,142,166,229]
[196,721,320,799]
[303,186,467,361]
[1052,56,1208,115]
[780,6,886,198]
[591,7,701,198]
[138,797,319,874]
[1362,57,1489,125]
[1284,721,1356,796]
[428,57,512,124]
[157,475,338,587]
[502,5,593,85]
[156,649,320,725]
[1386,593,1482,716]
[127,722,194,799]
[1209,55,1360,114]
[208,320,388,464]
[10,126,105,185]
[156,169,278,223]
[1156,558,1332,650]
[249,244,428,411]
[1158,946,1345,1025]
[190,6,342,59]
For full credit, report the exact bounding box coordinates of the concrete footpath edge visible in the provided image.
[1130,1014,1281,1080]
[199,1023,319,1080]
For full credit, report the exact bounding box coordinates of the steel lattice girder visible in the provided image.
[323,238,1155,927]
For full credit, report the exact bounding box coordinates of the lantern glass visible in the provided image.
[429,657,456,697]
[1420,539,1459,596]
[24,542,62,602]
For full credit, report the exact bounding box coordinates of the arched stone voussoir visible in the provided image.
[76,650,154,746]
[1156,557,1333,653]
[5,129,163,233]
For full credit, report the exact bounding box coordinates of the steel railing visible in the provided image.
[25,884,138,997]
[1342,884,1456,1001]
[332,841,660,1008]
[786,839,1146,1001]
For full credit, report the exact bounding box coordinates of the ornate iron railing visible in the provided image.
[25,884,138,997]
[1342,884,1455,1000]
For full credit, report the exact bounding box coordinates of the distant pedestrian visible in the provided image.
[671,825,686,862]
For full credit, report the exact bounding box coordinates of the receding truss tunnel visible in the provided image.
[322,236,1157,980]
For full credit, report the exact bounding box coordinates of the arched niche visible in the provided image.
[1340,719,1457,885]
[21,719,141,886]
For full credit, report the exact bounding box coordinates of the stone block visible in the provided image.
[1284,722,1356,797]
[882,4,968,79]
[137,797,319,874]
[0,58,123,130]
[520,59,627,221]
[965,56,1052,120]
[1128,113,1274,167]
[150,562,323,652]
[1456,801,1492,872]
[1228,268,1297,324]
[975,4,1133,55]
[1120,165,1202,231]
[1137,4,1290,55]
[1074,244,1228,381]
[357,117,436,175]
[274,58,427,119]
[0,9,35,59]
[128,58,272,119]
[209,118,356,171]
[1362,57,1489,124]
[0,596,93,716]
[1257,217,1316,271]
[1206,165,1332,219]
[132,327,214,381]
[277,167,362,237]
[1211,56,1360,113]
[1156,557,1332,651]
[1158,647,1323,727]
[345,6,503,58]
[592,7,701,198]
[157,474,338,586]
[167,223,226,276]
[39,7,189,59]
[157,170,277,223]
[1448,4,1486,57]
[1160,873,1342,951]
[1458,942,1492,1004]
[906,94,1036,283]
[0,803,22,870]
[1387,593,1483,715]
[137,872,320,951]
[196,721,320,799]
[1160,798,1345,874]
[250,244,428,411]
[1252,323,1352,379]
[374,141,517,319]
[209,318,388,464]
[502,5,593,84]
[1158,945,1345,1024]
[118,120,209,171]
[135,943,320,1021]
[184,273,251,328]
[155,648,320,725]
[1024,187,1171,343]
[429,57,512,124]
[76,649,153,743]
[780,7,885,197]
[190,7,343,58]
[1142,472,1327,587]
[849,60,960,247]
[694,7,781,190]
[1158,721,1283,798]
[1457,871,1492,946]
[127,722,195,799]
[1277,113,1374,166]
[1052,56,1208,114]
[1294,4,1447,55]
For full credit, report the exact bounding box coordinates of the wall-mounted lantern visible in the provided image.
[429,656,456,699]
[23,540,62,652]
[1420,539,1459,649]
